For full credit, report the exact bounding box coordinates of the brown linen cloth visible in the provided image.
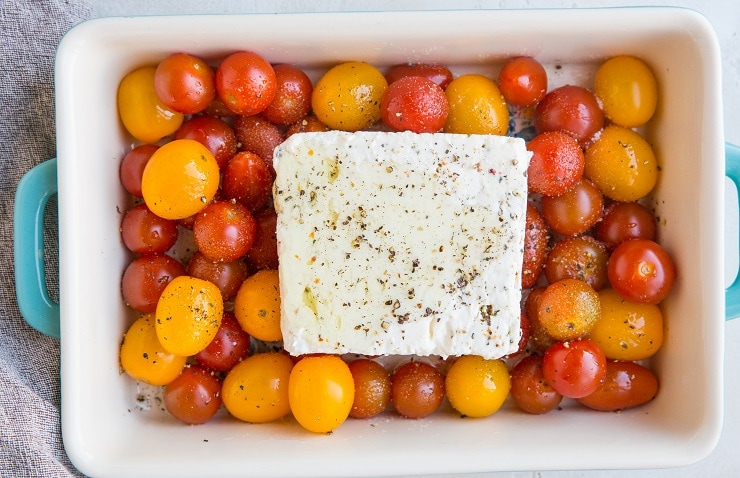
[1,0,92,476]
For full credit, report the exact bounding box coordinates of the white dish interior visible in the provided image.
[54,8,725,477]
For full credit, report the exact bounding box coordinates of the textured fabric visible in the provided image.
[0,1,93,476]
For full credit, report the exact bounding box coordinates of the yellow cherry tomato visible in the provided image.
[445,355,511,418]
[584,125,658,202]
[141,138,220,220]
[594,55,658,128]
[234,269,282,342]
[590,288,664,361]
[155,276,224,357]
[444,74,509,135]
[312,61,387,131]
[221,352,294,423]
[119,313,187,386]
[289,355,355,433]
[117,65,184,143]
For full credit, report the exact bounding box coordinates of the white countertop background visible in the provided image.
[91,1,739,477]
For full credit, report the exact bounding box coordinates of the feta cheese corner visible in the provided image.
[272,131,531,360]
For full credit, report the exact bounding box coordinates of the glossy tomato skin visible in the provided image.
[526,131,585,197]
[155,276,224,357]
[385,63,454,90]
[222,352,294,423]
[141,139,220,220]
[577,360,658,411]
[542,339,607,399]
[163,365,222,425]
[522,203,549,289]
[245,208,279,270]
[391,361,445,419]
[593,55,658,128]
[380,76,449,133]
[510,355,563,414]
[537,279,601,341]
[174,115,237,169]
[540,177,604,236]
[607,238,676,304]
[596,201,657,251]
[154,52,216,115]
[194,312,251,372]
[312,61,388,131]
[186,251,249,301]
[120,144,158,198]
[117,66,184,143]
[591,288,664,361]
[348,359,392,419]
[234,269,282,342]
[444,74,509,135]
[119,313,187,386]
[535,85,604,146]
[120,203,179,255]
[193,200,258,263]
[445,356,510,418]
[584,125,658,202]
[215,51,276,116]
[289,355,355,433]
[121,253,185,313]
[221,150,274,213]
[498,56,548,108]
[262,63,313,125]
[544,235,609,291]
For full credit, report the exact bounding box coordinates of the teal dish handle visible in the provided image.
[14,158,60,339]
[726,142,740,321]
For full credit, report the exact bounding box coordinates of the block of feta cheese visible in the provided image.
[272,131,531,359]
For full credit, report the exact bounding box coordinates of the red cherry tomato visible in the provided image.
[522,203,549,289]
[233,114,285,172]
[535,85,604,146]
[540,177,604,236]
[544,235,609,291]
[194,312,251,372]
[163,365,222,425]
[154,52,216,115]
[215,51,276,115]
[186,251,250,301]
[385,63,453,90]
[576,360,659,411]
[391,361,445,419]
[348,359,392,419]
[498,56,548,108]
[596,201,657,251]
[380,76,449,133]
[542,338,607,399]
[245,208,279,270]
[221,151,274,213]
[262,63,313,125]
[119,144,158,198]
[121,253,185,313]
[527,131,585,197]
[120,203,179,255]
[510,355,563,414]
[193,200,258,262]
[174,115,237,169]
[607,238,676,304]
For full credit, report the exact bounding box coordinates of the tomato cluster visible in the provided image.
[116,50,673,432]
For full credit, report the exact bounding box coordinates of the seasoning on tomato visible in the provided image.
[154,52,216,115]
[215,50,276,115]
[380,76,449,133]
[444,74,509,135]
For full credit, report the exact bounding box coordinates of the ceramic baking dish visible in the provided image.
[13,7,740,478]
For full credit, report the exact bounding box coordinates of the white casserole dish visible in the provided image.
[14,7,730,477]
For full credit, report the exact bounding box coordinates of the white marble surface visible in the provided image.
[91,1,740,477]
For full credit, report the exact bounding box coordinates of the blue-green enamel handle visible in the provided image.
[726,142,740,321]
[14,158,60,339]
